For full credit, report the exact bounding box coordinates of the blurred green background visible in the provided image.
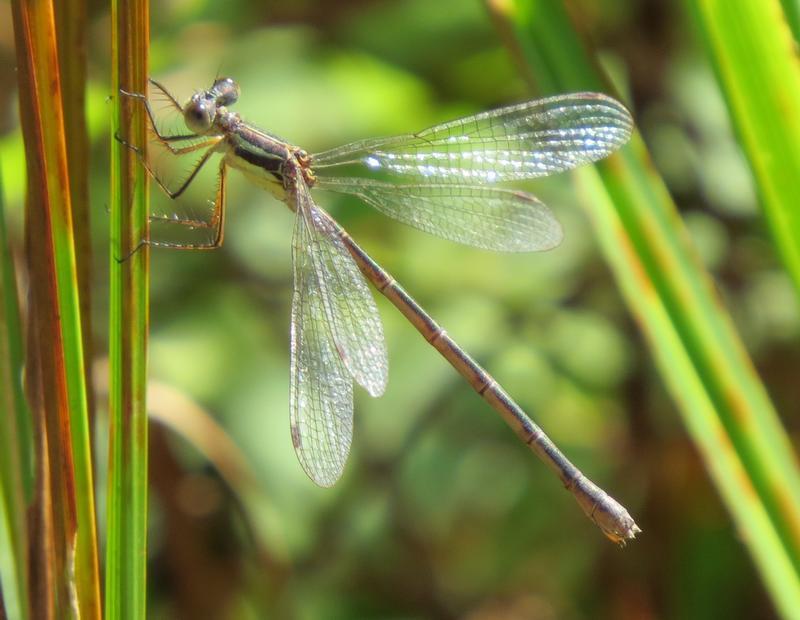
[2,0,798,617]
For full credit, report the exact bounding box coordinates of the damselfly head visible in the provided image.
[211,77,240,106]
[183,93,217,134]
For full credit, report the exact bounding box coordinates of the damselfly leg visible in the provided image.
[117,85,228,250]
[121,78,199,147]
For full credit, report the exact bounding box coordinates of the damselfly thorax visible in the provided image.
[221,122,315,205]
[160,76,316,206]
[120,76,640,545]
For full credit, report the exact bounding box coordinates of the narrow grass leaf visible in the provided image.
[54,0,95,431]
[106,0,150,617]
[0,165,32,620]
[685,0,800,301]
[10,0,101,616]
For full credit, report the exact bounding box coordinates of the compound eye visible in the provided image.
[213,77,240,106]
[184,98,214,133]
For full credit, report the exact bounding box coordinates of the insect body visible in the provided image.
[122,77,640,544]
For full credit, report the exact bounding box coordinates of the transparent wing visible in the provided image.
[289,176,389,486]
[316,178,563,252]
[296,175,389,396]
[311,92,632,183]
[289,206,354,487]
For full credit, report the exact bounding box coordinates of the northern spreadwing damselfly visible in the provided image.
[120,77,641,545]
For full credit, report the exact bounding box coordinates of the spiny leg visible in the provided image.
[147,160,228,251]
[116,80,229,257]
[115,130,223,198]
[114,134,225,258]
[119,81,197,151]
[118,160,227,261]
[148,78,183,114]
[153,140,221,200]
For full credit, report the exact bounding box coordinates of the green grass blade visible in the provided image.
[488,0,800,615]
[685,0,800,300]
[55,0,95,430]
[0,175,33,502]
[778,0,800,41]
[0,165,32,620]
[11,0,101,617]
[106,0,150,616]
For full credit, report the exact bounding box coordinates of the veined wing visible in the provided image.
[290,220,353,486]
[295,175,389,397]
[316,178,563,252]
[289,176,389,485]
[311,93,632,184]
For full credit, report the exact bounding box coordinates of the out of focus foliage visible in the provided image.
[1,0,797,617]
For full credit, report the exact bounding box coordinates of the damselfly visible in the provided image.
[120,77,640,544]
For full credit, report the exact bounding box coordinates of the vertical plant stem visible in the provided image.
[55,0,94,432]
[10,0,101,617]
[106,0,150,616]
[0,168,32,620]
